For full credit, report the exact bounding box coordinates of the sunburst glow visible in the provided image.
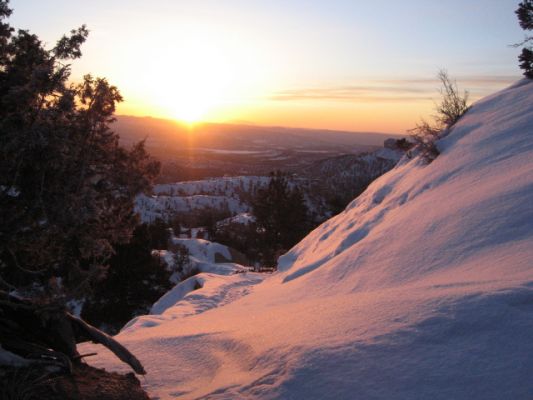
[52,0,521,131]
[165,37,233,123]
[135,26,259,124]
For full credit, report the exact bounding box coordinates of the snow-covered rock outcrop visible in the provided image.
[135,176,269,223]
[83,80,533,399]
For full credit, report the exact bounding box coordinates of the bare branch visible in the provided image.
[67,313,146,375]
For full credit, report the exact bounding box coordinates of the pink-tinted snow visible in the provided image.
[82,80,533,399]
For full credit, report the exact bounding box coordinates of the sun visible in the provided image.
[145,30,239,124]
[128,24,264,125]
[172,86,211,124]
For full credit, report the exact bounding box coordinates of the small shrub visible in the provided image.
[409,120,442,162]
[395,138,414,151]
[410,70,470,163]
[433,70,470,128]
[172,244,191,277]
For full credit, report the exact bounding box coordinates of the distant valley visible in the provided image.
[113,115,403,182]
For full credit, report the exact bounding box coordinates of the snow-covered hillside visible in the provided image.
[83,80,533,399]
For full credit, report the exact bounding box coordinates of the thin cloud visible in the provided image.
[375,76,519,86]
[271,87,432,102]
[270,76,519,103]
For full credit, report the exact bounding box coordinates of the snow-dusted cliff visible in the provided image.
[135,176,269,223]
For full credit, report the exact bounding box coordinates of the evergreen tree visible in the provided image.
[0,0,160,298]
[146,218,171,249]
[81,224,172,333]
[516,0,533,78]
[517,0,533,30]
[252,171,309,264]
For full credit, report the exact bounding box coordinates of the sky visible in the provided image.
[9,0,525,133]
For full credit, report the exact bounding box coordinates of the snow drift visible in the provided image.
[83,80,533,399]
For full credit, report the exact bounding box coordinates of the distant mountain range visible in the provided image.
[114,115,401,151]
[113,115,403,181]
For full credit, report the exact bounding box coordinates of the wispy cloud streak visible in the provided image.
[270,76,519,103]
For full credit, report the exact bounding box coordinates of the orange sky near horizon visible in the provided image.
[115,76,515,133]
[10,0,524,134]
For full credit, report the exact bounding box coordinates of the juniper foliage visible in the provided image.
[0,0,160,298]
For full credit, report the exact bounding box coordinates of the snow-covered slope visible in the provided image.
[83,80,533,399]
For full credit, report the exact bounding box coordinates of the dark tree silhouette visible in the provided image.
[81,224,172,334]
[517,0,533,30]
[0,0,160,299]
[252,171,309,264]
[145,218,171,250]
[516,0,533,78]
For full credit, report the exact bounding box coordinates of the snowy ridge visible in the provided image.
[153,176,270,197]
[154,237,249,284]
[170,238,233,264]
[148,273,264,319]
[83,80,533,399]
[217,212,256,227]
[135,194,247,223]
[135,177,269,223]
